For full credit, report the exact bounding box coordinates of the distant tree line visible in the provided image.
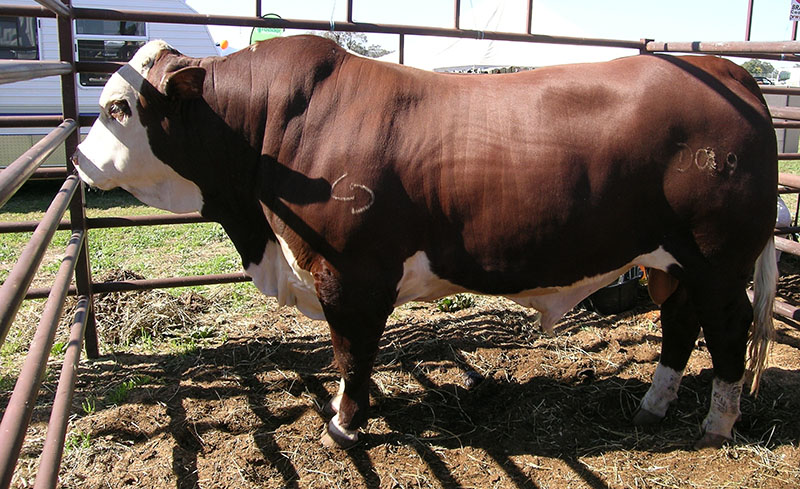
[314,31,393,58]
[741,58,798,82]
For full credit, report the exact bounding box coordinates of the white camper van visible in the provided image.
[0,0,219,166]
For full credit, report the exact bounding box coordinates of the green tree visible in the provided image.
[315,31,393,58]
[741,59,775,77]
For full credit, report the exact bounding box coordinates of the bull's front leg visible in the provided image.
[321,324,383,448]
[312,259,394,448]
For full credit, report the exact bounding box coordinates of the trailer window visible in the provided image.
[75,20,146,87]
[0,16,39,60]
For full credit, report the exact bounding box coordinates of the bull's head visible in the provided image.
[73,40,207,213]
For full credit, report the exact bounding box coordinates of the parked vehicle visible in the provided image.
[1,0,219,167]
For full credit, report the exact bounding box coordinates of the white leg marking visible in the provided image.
[328,413,359,443]
[330,378,345,414]
[640,363,683,417]
[701,376,744,438]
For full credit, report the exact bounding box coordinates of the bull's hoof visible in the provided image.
[694,432,731,450]
[320,424,359,449]
[632,407,663,426]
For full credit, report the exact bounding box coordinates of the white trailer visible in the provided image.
[1,0,219,166]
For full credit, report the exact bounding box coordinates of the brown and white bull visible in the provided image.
[73,36,777,449]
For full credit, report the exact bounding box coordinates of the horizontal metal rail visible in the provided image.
[776,236,800,254]
[779,153,800,160]
[34,0,72,17]
[71,6,645,50]
[4,4,800,62]
[93,272,251,293]
[779,172,800,189]
[0,175,79,347]
[0,213,207,233]
[33,296,89,489]
[647,40,800,55]
[0,115,64,128]
[770,107,800,120]
[773,121,800,129]
[747,289,800,322]
[88,213,207,228]
[75,61,124,74]
[0,230,84,489]
[0,120,76,207]
[0,5,56,18]
[30,168,70,180]
[0,60,73,85]
[24,272,252,300]
[761,86,800,96]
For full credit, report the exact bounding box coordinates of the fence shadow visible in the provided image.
[24,299,796,489]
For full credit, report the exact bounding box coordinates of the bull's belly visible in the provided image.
[394,248,679,332]
[245,237,679,330]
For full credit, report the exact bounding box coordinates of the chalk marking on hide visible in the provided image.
[675,143,693,172]
[726,153,738,174]
[695,148,716,170]
[331,173,375,215]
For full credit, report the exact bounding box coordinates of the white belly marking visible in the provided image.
[394,247,681,333]
[245,237,324,320]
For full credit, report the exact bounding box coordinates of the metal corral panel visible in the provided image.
[765,93,800,153]
[0,0,218,120]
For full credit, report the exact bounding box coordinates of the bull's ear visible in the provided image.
[163,66,206,100]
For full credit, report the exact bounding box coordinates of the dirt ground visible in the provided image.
[8,261,800,488]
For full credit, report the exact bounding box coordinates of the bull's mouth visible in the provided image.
[70,152,103,190]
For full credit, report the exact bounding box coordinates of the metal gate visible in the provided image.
[1,0,800,487]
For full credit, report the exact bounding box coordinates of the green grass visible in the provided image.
[0,185,242,283]
[0,183,263,373]
[106,375,153,406]
[64,430,92,454]
[436,293,475,312]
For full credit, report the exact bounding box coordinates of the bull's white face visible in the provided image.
[74,40,203,213]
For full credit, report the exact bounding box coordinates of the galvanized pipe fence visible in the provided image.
[2,0,800,486]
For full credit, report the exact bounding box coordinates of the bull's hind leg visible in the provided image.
[635,283,700,425]
[312,259,394,448]
[692,284,752,449]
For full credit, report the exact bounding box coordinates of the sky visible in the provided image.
[184,0,800,70]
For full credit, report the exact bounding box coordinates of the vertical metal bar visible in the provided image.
[57,0,98,359]
[255,0,261,18]
[745,0,754,41]
[33,296,89,489]
[454,0,460,30]
[346,0,353,23]
[793,21,798,41]
[0,230,85,489]
[399,34,405,65]
[526,0,533,34]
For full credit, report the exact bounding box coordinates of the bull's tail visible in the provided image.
[748,237,777,394]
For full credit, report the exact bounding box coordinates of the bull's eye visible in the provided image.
[107,100,131,122]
